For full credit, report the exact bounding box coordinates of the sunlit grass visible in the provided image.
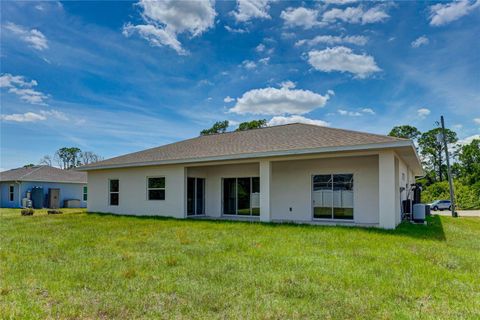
[1,208,479,319]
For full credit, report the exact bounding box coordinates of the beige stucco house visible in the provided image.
[78,123,423,229]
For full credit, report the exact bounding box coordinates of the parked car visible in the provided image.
[429,200,451,211]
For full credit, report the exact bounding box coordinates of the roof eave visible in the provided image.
[77,140,417,171]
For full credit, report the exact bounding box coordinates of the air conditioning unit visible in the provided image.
[413,204,427,222]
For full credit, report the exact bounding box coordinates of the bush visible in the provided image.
[47,209,63,215]
[422,180,480,210]
[21,208,34,216]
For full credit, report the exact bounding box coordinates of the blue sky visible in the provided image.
[1,0,479,170]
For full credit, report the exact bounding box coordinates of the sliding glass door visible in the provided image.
[187,177,205,216]
[223,177,260,216]
[312,174,354,220]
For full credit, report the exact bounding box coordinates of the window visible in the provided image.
[223,177,260,216]
[109,179,119,206]
[83,186,88,201]
[9,185,14,202]
[147,177,165,200]
[312,174,353,220]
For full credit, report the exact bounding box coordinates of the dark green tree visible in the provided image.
[23,164,35,168]
[54,147,81,169]
[388,125,421,140]
[200,120,229,136]
[458,138,480,184]
[236,119,267,131]
[418,128,458,182]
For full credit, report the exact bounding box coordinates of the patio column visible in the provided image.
[378,151,397,229]
[259,160,272,222]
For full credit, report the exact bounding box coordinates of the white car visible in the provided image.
[429,200,451,211]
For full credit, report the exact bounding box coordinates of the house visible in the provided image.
[0,165,87,208]
[77,123,423,229]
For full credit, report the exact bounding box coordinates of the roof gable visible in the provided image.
[0,165,87,183]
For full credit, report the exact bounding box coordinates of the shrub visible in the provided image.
[47,209,63,215]
[422,180,480,210]
[21,208,34,216]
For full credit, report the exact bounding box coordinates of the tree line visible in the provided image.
[38,147,103,169]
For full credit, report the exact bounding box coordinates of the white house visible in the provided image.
[78,123,423,229]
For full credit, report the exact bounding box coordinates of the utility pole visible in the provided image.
[440,116,457,217]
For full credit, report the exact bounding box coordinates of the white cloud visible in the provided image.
[0,109,67,123]
[0,73,48,105]
[268,115,330,127]
[417,108,431,118]
[474,118,480,125]
[295,35,368,47]
[256,43,265,52]
[361,108,375,115]
[259,57,270,64]
[229,82,333,115]
[307,46,381,78]
[224,25,247,33]
[458,134,480,146]
[280,7,321,29]
[323,0,357,5]
[411,35,429,48]
[429,0,480,26]
[224,96,235,103]
[122,0,216,55]
[4,22,48,50]
[322,5,390,25]
[242,60,257,69]
[232,0,273,22]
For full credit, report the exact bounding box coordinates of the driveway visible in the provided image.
[434,210,480,217]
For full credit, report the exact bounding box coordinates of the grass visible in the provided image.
[1,209,479,319]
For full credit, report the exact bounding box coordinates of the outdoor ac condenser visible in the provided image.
[412,204,426,222]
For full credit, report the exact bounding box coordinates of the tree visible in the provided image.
[388,125,421,140]
[79,151,103,165]
[54,147,81,169]
[200,120,229,135]
[39,155,52,166]
[458,139,480,184]
[418,127,458,182]
[236,119,267,131]
[23,164,35,168]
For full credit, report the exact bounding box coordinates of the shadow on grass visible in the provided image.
[87,212,446,241]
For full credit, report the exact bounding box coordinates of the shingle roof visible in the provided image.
[79,123,411,170]
[0,165,87,183]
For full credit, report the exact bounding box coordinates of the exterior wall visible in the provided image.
[0,181,86,208]
[187,163,259,218]
[270,155,379,226]
[0,182,20,208]
[87,165,186,218]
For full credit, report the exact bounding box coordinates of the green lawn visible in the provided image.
[1,209,479,319]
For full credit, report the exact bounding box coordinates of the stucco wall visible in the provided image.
[87,165,186,218]
[270,155,380,225]
[0,181,86,208]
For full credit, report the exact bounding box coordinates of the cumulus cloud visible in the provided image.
[280,7,321,29]
[242,60,257,69]
[224,25,247,33]
[268,115,330,127]
[232,0,273,22]
[0,73,48,105]
[338,107,375,116]
[295,35,368,47]
[323,0,358,4]
[256,43,266,52]
[224,96,235,103]
[4,22,48,50]
[229,82,333,115]
[417,108,431,118]
[322,5,390,25]
[429,0,480,26]
[307,46,381,78]
[411,35,429,48]
[474,118,480,125]
[122,0,216,55]
[0,109,67,123]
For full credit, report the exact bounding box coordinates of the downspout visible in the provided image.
[16,181,21,208]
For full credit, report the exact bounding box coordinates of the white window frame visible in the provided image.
[9,185,14,202]
[109,179,119,206]
[83,185,88,201]
[311,173,355,221]
[146,176,166,201]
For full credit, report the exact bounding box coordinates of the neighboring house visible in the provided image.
[0,166,87,208]
[78,123,423,229]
